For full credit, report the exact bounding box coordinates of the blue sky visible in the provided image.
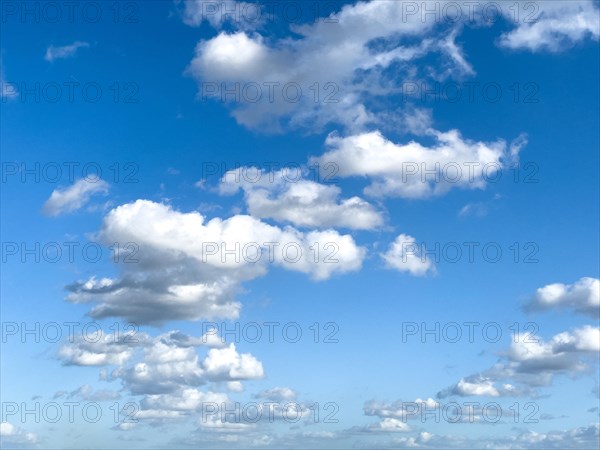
[1,1,599,448]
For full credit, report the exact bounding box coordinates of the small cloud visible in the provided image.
[525,277,600,318]
[0,422,38,445]
[381,233,435,276]
[458,194,504,218]
[45,41,90,62]
[458,202,488,218]
[0,57,17,99]
[43,178,109,217]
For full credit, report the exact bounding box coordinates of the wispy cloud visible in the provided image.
[42,178,109,216]
[44,41,90,62]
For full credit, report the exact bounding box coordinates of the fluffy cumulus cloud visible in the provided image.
[65,200,364,324]
[0,422,38,446]
[60,329,263,398]
[202,343,264,381]
[58,328,144,366]
[312,129,525,199]
[139,388,229,418]
[114,341,263,396]
[440,376,526,398]
[185,0,476,132]
[44,41,90,62]
[526,277,600,317]
[381,234,435,276]
[499,1,600,52]
[219,166,383,229]
[439,326,600,398]
[42,178,109,216]
[56,328,333,432]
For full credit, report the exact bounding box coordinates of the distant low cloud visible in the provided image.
[525,277,600,318]
[43,178,109,216]
[59,328,264,395]
[438,325,600,399]
[44,41,90,62]
[0,422,38,446]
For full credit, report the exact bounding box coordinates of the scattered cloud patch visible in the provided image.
[45,41,90,62]
[439,326,600,398]
[0,422,38,446]
[43,178,109,216]
[499,1,600,52]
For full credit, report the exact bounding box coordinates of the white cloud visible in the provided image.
[381,234,435,276]
[219,166,383,229]
[141,388,229,412]
[254,387,297,402]
[185,1,599,132]
[43,178,109,216]
[60,328,265,400]
[67,276,242,325]
[116,354,206,395]
[311,129,524,199]
[185,1,473,132]
[452,377,500,397]
[227,381,244,392]
[509,326,600,362]
[361,424,600,449]
[0,422,38,445]
[526,277,600,317]
[202,343,264,381]
[199,330,227,349]
[44,41,90,62]
[499,1,600,52]
[440,326,600,398]
[0,59,17,99]
[66,200,365,324]
[366,418,411,432]
[58,328,144,366]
